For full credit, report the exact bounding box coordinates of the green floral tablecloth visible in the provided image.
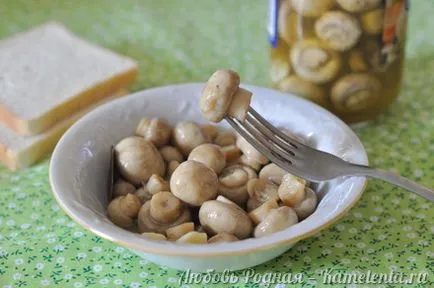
[0,1,433,287]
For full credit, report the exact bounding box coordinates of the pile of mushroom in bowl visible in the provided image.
[49,69,368,271]
[109,70,320,244]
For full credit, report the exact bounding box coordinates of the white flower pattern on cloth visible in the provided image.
[0,0,433,287]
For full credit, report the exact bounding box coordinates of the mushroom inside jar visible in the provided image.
[106,69,320,244]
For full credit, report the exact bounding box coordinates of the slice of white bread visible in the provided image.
[0,21,138,136]
[0,89,128,171]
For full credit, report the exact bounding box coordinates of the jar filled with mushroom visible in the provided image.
[106,70,321,243]
[268,0,409,123]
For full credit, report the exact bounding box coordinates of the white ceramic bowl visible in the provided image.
[50,83,368,272]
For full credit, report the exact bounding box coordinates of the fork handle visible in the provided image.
[347,165,434,202]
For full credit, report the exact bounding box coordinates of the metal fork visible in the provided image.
[225,107,434,202]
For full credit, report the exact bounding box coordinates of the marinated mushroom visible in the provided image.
[166,222,195,241]
[135,186,153,203]
[218,164,257,205]
[199,200,253,239]
[199,69,240,122]
[114,136,166,185]
[239,154,262,172]
[141,232,167,241]
[137,200,191,234]
[113,179,136,197]
[337,0,382,13]
[146,174,170,195]
[360,9,384,35]
[248,198,279,225]
[246,178,279,211]
[254,206,299,238]
[221,145,242,164]
[188,144,226,174]
[331,73,381,112]
[150,191,183,223]
[170,160,219,206]
[259,163,287,185]
[172,121,209,156]
[278,0,300,46]
[293,187,318,220]
[159,146,184,163]
[277,75,327,107]
[135,117,172,148]
[208,233,239,243]
[290,0,335,17]
[236,134,269,165]
[290,39,341,84]
[278,173,307,206]
[214,131,236,147]
[201,124,219,142]
[176,231,208,244]
[315,11,362,52]
[107,194,142,228]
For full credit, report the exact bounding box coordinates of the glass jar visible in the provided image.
[268,0,409,123]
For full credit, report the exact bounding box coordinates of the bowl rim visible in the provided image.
[49,82,368,257]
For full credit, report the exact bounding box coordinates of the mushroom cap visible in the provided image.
[137,201,191,234]
[218,164,257,205]
[254,206,299,238]
[172,121,209,156]
[331,73,381,112]
[149,191,183,223]
[277,0,300,46]
[199,200,253,239]
[315,11,362,52]
[290,38,341,84]
[200,69,240,122]
[139,118,172,148]
[259,163,287,185]
[188,144,226,174]
[170,160,219,206]
[293,186,318,220]
[114,137,166,185]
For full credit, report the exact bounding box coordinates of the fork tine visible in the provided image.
[242,115,296,160]
[225,117,298,175]
[245,113,296,156]
[248,108,306,149]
